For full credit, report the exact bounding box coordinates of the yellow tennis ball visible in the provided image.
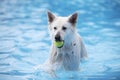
[54,41,64,48]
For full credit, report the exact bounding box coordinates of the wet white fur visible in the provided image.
[35,12,87,77]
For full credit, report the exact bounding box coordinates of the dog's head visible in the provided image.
[47,11,78,47]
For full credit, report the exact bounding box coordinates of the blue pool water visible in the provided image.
[0,0,120,80]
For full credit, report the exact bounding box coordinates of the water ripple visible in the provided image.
[0,0,120,80]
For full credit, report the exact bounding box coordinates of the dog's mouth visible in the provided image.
[54,40,64,48]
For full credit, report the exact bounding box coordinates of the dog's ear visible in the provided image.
[47,11,56,23]
[68,12,78,25]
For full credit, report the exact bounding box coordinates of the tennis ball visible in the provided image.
[54,41,64,48]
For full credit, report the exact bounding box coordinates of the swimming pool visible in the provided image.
[0,0,120,80]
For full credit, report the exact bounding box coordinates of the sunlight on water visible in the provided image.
[0,0,120,80]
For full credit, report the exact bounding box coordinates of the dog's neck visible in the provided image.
[50,32,77,64]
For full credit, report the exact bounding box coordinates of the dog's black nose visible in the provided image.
[55,35,61,41]
[55,32,61,41]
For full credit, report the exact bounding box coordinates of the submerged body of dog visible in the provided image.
[36,11,87,76]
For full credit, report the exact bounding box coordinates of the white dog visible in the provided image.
[36,11,87,77]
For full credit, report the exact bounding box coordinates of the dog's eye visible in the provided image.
[54,27,57,30]
[62,26,67,30]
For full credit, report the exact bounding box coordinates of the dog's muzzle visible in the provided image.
[54,33,64,48]
[55,32,62,41]
[55,35,61,41]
